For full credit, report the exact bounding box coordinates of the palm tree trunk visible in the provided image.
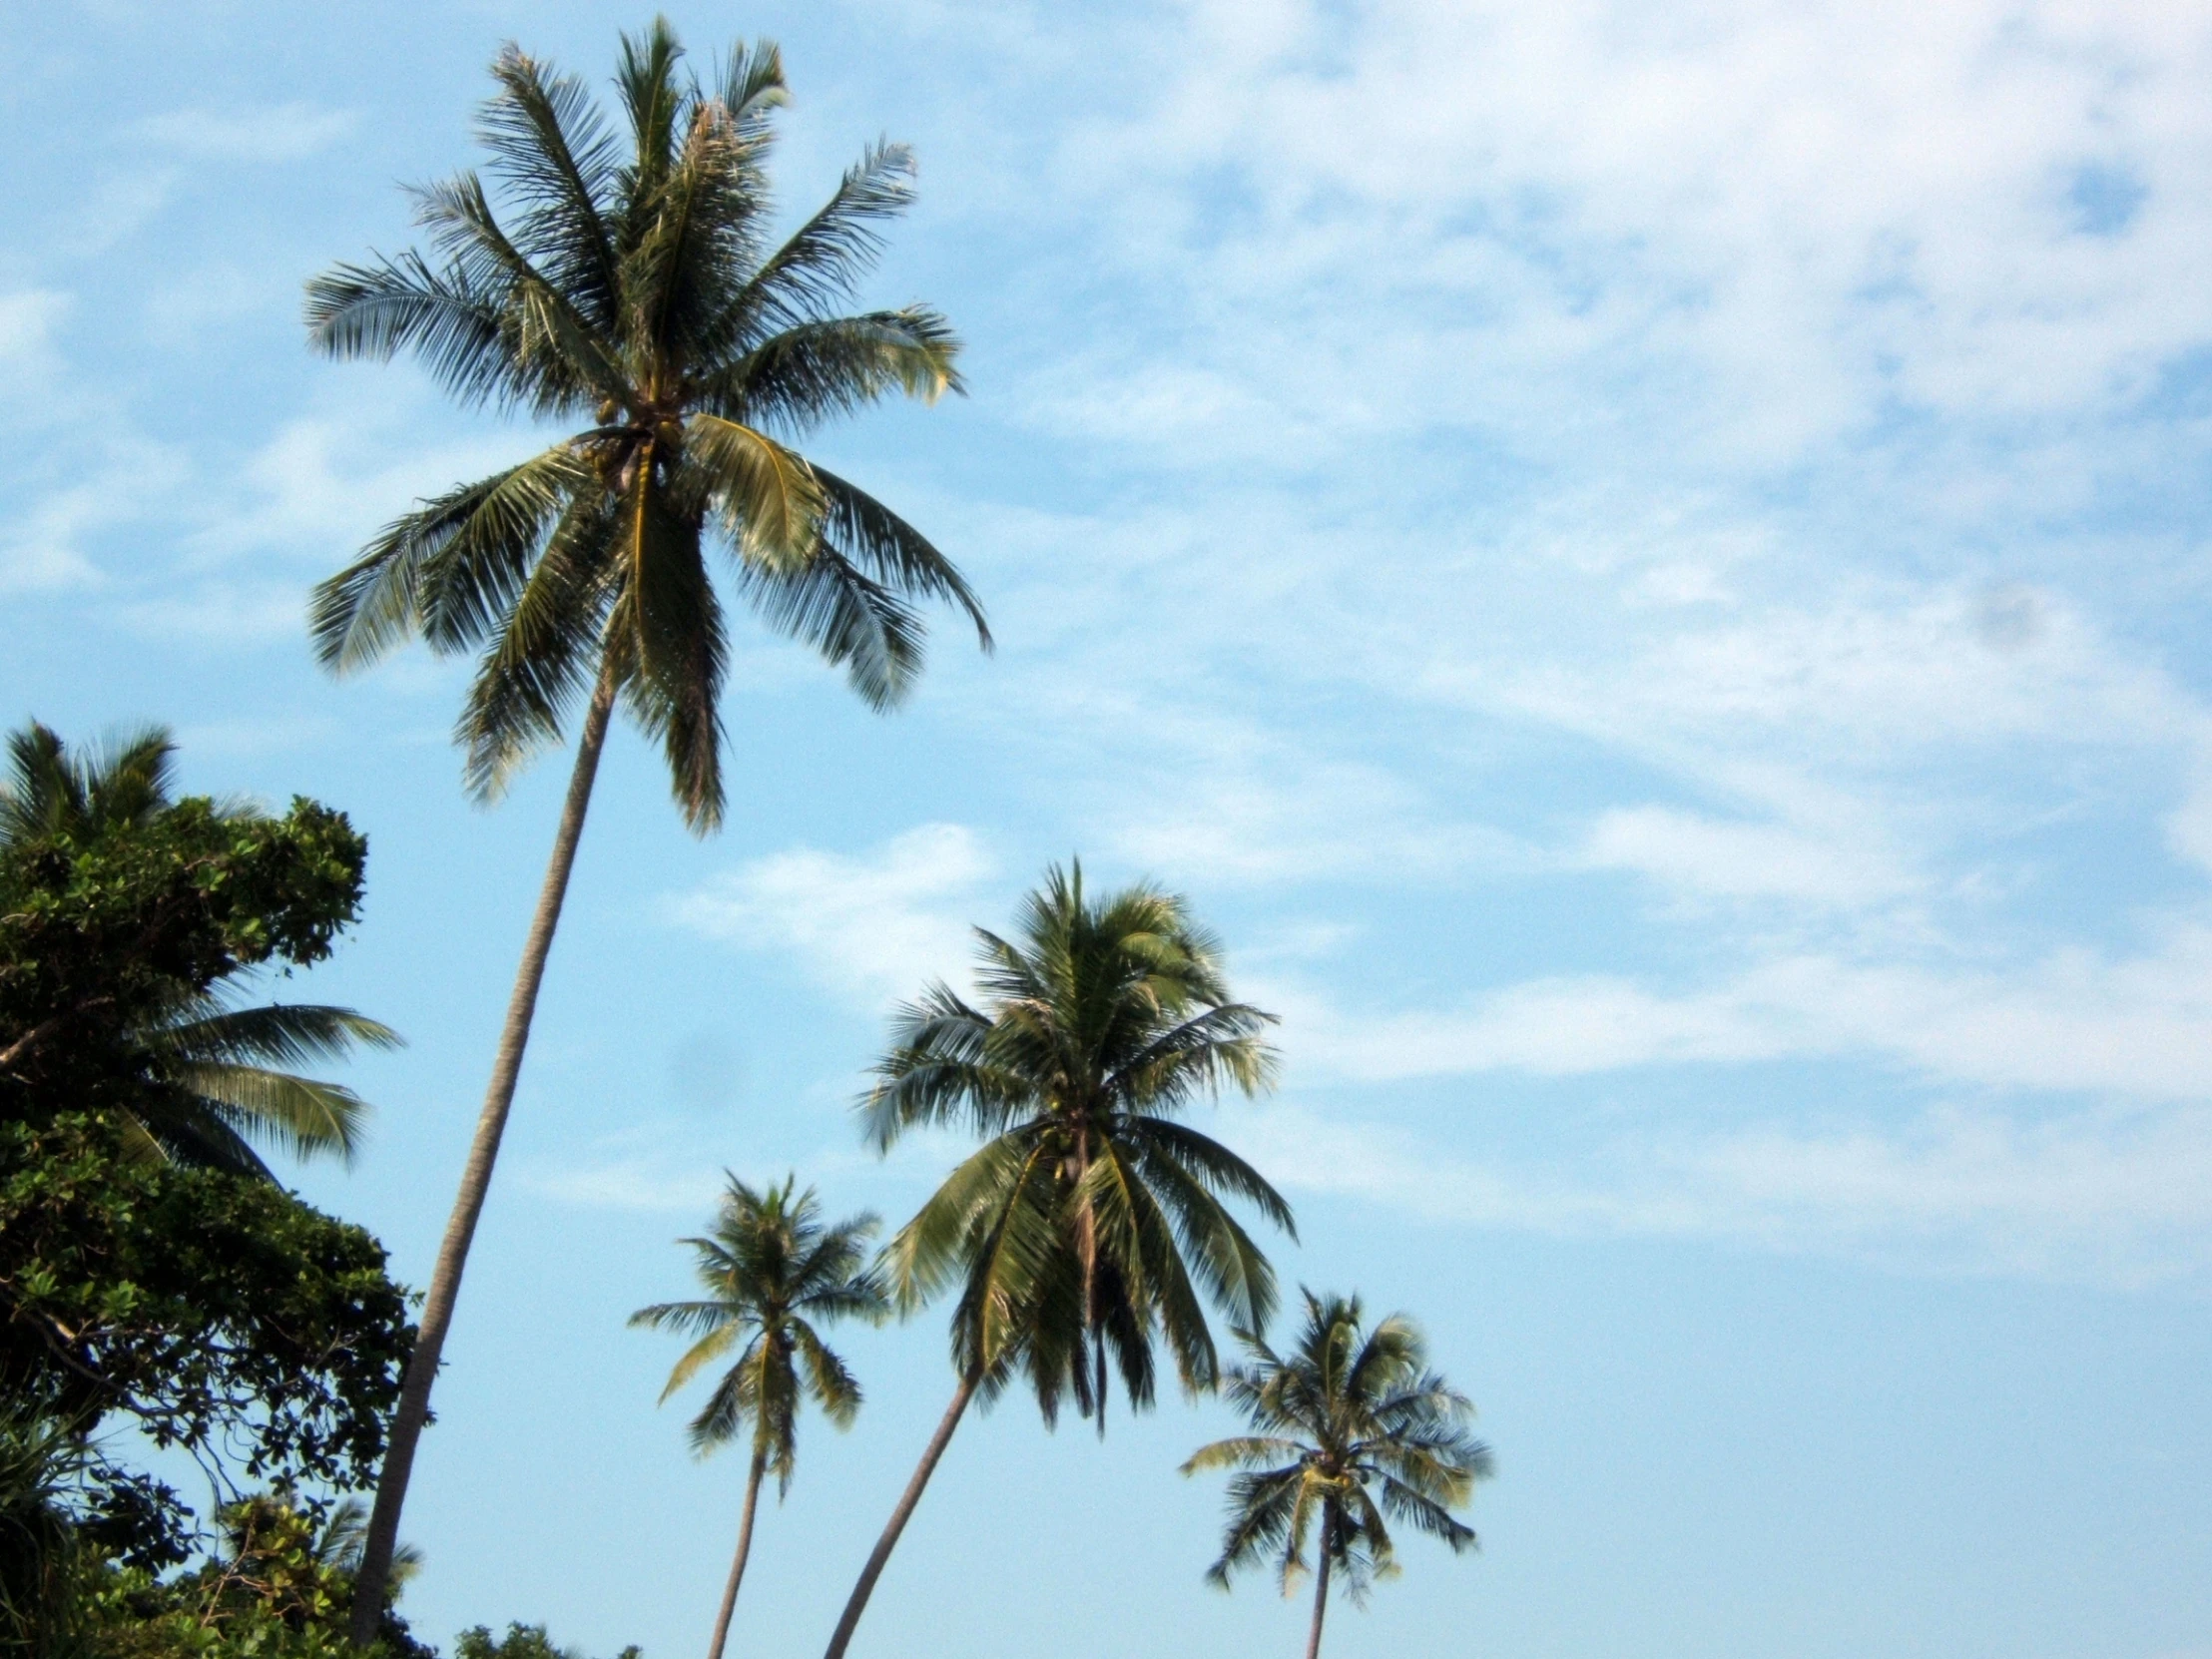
[705,1447,769,1659]
[1304,1534,1333,1659]
[347,661,619,1647]
[821,1370,978,1659]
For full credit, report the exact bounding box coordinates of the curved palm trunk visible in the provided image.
[705,1447,769,1659]
[348,663,619,1646]
[1305,1529,1334,1659]
[821,1370,978,1659]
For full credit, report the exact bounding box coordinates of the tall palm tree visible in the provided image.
[0,721,398,1177]
[630,1177,882,1659]
[303,24,988,1635]
[820,865,1295,1659]
[1183,1292,1494,1659]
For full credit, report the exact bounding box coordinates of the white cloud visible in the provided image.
[1,430,193,597]
[1273,921,2212,1104]
[197,412,531,564]
[1237,1096,2212,1287]
[1576,804,1923,908]
[0,290,69,387]
[666,824,995,1007]
[1104,752,1524,886]
[130,104,360,164]
[0,487,111,595]
[1484,585,2199,757]
[1027,0,2212,466]
[516,1154,724,1215]
[117,581,312,645]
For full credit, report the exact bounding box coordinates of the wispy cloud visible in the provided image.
[1237,1096,2212,1289]
[130,103,360,164]
[0,290,69,385]
[666,825,997,1008]
[1271,920,2212,1103]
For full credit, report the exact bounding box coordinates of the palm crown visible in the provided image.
[0,722,398,1178]
[1184,1292,1493,1603]
[867,864,1295,1424]
[630,1175,884,1485]
[304,19,988,828]
[632,1176,886,1659]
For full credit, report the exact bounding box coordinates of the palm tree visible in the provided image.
[630,1177,882,1659]
[307,1496,422,1595]
[820,865,1294,1659]
[0,721,399,1177]
[302,24,988,1634]
[1183,1292,1494,1659]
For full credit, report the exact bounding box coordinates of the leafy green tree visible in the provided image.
[631,1176,881,1659]
[0,721,398,1177]
[301,22,988,1631]
[822,865,1293,1659]
[0,1419,432,1659]
[454,1623,640,1659]
[112,1494,435,1659]
[0,723,417,1639]
[1183,1292,1494,1659]
[0,1113,414,1504]
[0,1405,88,1656]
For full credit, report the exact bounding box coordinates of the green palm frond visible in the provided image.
[730,538,924,713]
[155,1002,402,1068]
[2,722,401,1180]
[479,47,623,323]
[1185,1292,1492,1611]
[719,142,919,341]
[685,414,826,568]
[869,868,1292,1427]
[1,721,176,846]
[632,1174,882,1484]
[304,252,512,410]
[306,19,981,828]
[164,1063,367,1166]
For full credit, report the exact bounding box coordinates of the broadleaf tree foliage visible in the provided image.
[0,722,397,1178]
[0,722,412,1601]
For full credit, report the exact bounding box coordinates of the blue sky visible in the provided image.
[7,0,2212,1654]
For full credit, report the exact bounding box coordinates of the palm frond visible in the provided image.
[1,720,177,845]
[303,251,514,408]
[701,311,961,435]
[164,1063,367,1165]
[310,447,591,671]
[154,1003,400,1069]
[731,538,923,713]
[480,46,623,324]
[454,491,620,801]
[608,458,728,830]
[812,465,988,647]
[717,142,919,341]
[685,414,826,569]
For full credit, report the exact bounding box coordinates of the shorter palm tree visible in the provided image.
[1184,1292,1494,1659]
[631,1176,883,1659]
[821,863,1293,1659]
[0,722,399,1177]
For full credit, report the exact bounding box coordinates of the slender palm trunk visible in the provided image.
[1304,1530,1334,1659]
[821,1371,978,1659]
[705,1447,769,1659]
[347,663,619,1646]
